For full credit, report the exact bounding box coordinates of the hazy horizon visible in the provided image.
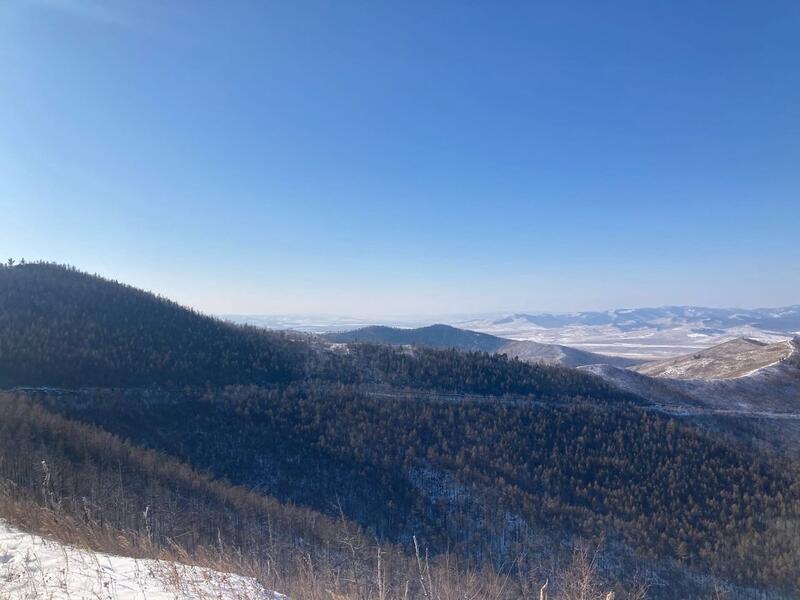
[221,301,800,323]
[2,1,798,315]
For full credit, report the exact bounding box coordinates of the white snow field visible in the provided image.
[0,521,284,600]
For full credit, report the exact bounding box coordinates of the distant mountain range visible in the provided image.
[324,324,640,368]
[456,305,800,360]
[475,306,800,332]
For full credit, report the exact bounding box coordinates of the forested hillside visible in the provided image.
[0,391,642,599]
[30,385,800,595]
[1,263,799,598]
[0,262,308,387]
[0,393,485,598]
[344,344,631,401]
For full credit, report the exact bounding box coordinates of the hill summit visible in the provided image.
[0,262,308,387]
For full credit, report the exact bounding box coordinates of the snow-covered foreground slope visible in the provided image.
[0,522,284,600]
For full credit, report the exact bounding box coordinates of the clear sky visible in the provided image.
[1,1,798,317]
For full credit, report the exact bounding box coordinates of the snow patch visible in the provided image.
[0,522,284,599]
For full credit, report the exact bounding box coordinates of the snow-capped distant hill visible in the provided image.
[584,337,800,414]
[0,522,283,600]
[633,338,795,379]
[457,306,800,360]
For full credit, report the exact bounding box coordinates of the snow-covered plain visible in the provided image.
[455,307,800,358]
[0,522,284,600]
[455,319,792,360]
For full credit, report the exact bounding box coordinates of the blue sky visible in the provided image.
[1,1,798,316]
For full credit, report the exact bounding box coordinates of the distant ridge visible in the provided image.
[483,306,800,332]
[498,339,641,368]
[325,324,507,352]
[325,324,640,368]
